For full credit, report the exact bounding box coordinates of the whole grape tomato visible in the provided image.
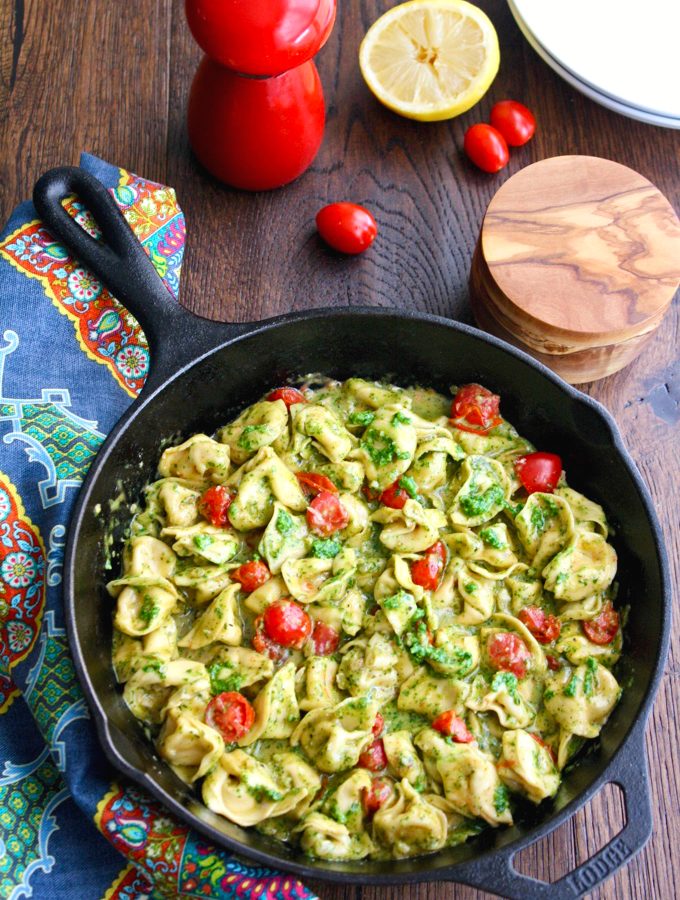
[463,123,509,174]
[490,100,536,147]
[316,203,377,255]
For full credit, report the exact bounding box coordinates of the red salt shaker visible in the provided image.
[185,0,336,191]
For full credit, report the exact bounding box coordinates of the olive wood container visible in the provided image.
[469,156,680,383]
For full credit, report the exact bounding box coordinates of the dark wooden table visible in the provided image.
[2,1,678,897]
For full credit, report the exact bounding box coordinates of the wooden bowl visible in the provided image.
[469,155,680,383]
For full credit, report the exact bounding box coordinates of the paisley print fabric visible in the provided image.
[0,154,317,900]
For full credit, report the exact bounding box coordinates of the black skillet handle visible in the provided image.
[33,166,245,393]
[449,719,652,900]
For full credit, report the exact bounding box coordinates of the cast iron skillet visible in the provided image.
[34,166,670,900]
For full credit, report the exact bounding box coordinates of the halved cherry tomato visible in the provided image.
[372,713,385,737]
[490,100,536,147]
[362,484,379,502]
[410,554,441,590]
[518,606,561,644]
[546,654,561,671]
[297,472,338,495]
[306,491,349,535]
[198,485,235,526]
[267,386,307,406]
[263,599,312,648]
[316,202,377,255]
[463,124,509,174]
[252,616,288,662]
[515,452,562,494]
[205,691,255,742]
[431,710,474,743]
[232,560,270,593]
[362,778,393,816]
[530,733,557,765]
[487,632,531,678]
[311,621,340,656]
[450,384,502,434]
[379,481,409,509]
[428,541,447,565]
[410,542,447,591]
[358,738,387,771]
[583,603,619,645]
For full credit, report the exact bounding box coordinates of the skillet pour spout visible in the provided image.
[33,166,671,899]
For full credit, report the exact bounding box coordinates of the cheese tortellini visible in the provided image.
[111,378,625,863]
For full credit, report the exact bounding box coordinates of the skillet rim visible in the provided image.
[63,306,671,885]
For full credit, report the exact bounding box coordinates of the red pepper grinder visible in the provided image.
[185,0,336,191]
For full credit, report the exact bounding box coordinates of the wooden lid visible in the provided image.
[480,156,680,342]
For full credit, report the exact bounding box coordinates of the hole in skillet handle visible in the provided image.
[32,166,240,392]
[446,721,652,899]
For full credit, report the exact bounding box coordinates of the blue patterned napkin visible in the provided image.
[0,153,316,900]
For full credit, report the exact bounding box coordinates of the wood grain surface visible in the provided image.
[469,240,665,384]
[481,156,680,335]
[469,155,680,382]
[2,1,679,897]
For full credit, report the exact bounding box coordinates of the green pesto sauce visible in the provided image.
[113,376,623,866]
[460,484,504,517]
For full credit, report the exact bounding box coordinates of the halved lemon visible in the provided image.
[359,0,500,121]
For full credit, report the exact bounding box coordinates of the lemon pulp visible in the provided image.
[359,0,500,121]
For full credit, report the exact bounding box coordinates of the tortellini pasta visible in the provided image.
[292,403,354,463]
[227,447,307,530]
[296,656,343,710]
[337,633,402,701]
[449,456,509,527]
[158,434,231,483]
[297,812,375,860]
[372,779,448,857]
[291,696,380,773]
[355,404,418,490]
[415,729,512,826]
[202,750,305,826]
[498,729,560,803]
[158,709,224,783]
[239,660,300,745]
[112,378,625,863]
[383,731,426,789]
[218,399,288,464]
[162,523,240,565]
[372,499,447,553]
[178,583,242,649]
[156,479,202,527]
[544,660,620,739]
